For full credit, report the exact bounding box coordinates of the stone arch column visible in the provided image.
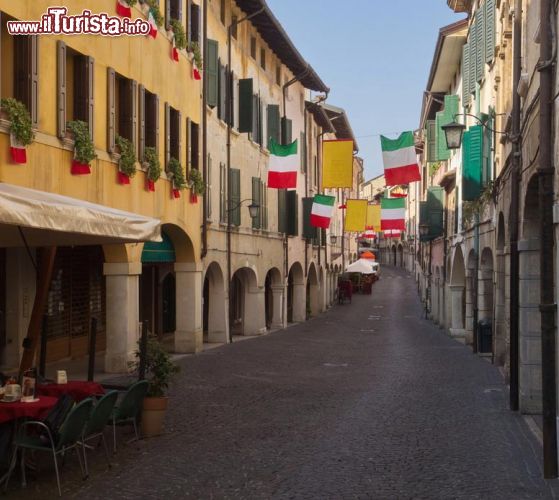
[495,212,507,367]
[449,246,466,340]
[307,263,320,318]
[288,262,305,323]
[265,268,284,330]
[465,251,477,345]
[204,262,227,344]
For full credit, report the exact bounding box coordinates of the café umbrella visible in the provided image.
[345,259,376,275]
[361,251,376,260]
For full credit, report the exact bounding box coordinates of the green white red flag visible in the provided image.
[116,0,132,18]
[268,138,298,189]
[380,131,421,186]
[147,8,158,38]
[310,194,335,228]
[381,197,406,231]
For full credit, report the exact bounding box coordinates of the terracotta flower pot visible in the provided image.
[141,396,168,438]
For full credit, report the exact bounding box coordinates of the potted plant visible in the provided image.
[167,157,186,198]
[67,120,96,174]
[143,146,161,191]
[187,42,203,79]
[131,335,179,437]
[188,167,205,203]
[0,98,34,164]
[115,135,137,184]
[169,19,187,49]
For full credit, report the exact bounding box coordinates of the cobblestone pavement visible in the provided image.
[6,266,559,499]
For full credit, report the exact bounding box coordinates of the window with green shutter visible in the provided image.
[229,168,241,226]
[300,131,306,173]
[435,111,450,161]
[482,112,493,186]
[261,182,268,230]
[427,187,444,239]
[287,190,298,236]
[252,177,262,229]
[302,197,317,240]
[238,79,253,133]
[206,39,218,108]
[468,26,476,95]
[485,0,496,63]
[475,8,485,83]
[462,125,483,201]
[267,104,280,148]
[278,189,287,233]
[426,120,437,163]
[281,117,292,144]
[462,43,470,107]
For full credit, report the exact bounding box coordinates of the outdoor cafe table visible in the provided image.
[0,396,58,425]
[36,381,105,402]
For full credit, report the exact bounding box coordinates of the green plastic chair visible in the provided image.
[5,398,93,497]
[110,380,148,453]
[81,390,118,475]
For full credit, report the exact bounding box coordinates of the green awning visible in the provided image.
[141,232,175,263]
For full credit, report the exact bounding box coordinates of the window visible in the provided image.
[207,154,212,219]
[266,104,280,149]
[260,48,266,70]
[57,42,94,139]
[229,168,241,226]
[231,15,237,39]
[217,61,228,121]
[107,68,137,152]
[275,65,281,86]
[251,95,263,146]
[138,86,159,161]
[261,183,268,230]
[206,39,219,108]
[1,17,39,127]
[220,0,226,25]
[238,78,253,133]
[187,118,199,170]
[164,103,181,169]
[220,162,226,223]
[252,177,262,230]
[300,131,306,173]
[166,0,182,26]
[250,36,256,59]
[189,2,201,44]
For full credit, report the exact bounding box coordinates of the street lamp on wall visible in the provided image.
[330,234,338,245]
[441,121,466,150]
[227,199,260,220]
[418,224,430,238]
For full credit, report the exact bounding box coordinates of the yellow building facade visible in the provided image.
[0,0,202,373]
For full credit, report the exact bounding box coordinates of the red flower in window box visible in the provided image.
[71,159,91,175]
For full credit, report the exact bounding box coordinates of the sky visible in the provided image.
[267,0,464,181]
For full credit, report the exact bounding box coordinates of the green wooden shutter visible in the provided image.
[252,177,261,229]
[462,43,470,107]
[229,168,241,226]
[278,189,287,233]
[238,78,253,133]
[267,104,280,148]
[300,131,306,173]
[302,197,317,240]
[475,8,485,82]
[485,0,496,63]
[462,125,483,201]
[426,120,437,163]
[435,111,450,161]
[482,113,493,186]
[281,117,292,144]
[419,201,429,241]
[427,187,444,239]
[444,94,459,122]
[206,39,218,108]
[468,27,476,95]
[287,190,298,236]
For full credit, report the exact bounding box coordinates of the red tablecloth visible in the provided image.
[0,396,57,425]
[36,381,105,402]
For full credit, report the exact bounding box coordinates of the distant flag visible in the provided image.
[381,197,406,231]
[268,138,298,189]
[384,230,402,238]
[310,194,336,229]
[147,8,158,38]
[116,0,132,18]
[192,59,202,80]
[381,131,421,186]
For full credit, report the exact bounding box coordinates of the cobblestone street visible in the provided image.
[7,266,559,499]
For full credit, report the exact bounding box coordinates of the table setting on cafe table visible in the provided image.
[0,366,106,493]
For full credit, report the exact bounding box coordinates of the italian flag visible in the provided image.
[384,230,402,238]
[268,138,298,189]
[381,131,421,186]
[116,0,132,18]
[381,197,406,231]
[310,194,335,229]
[171,35,179,62]
[147,8,158,38]
[192,59,202,80]
[10,134,26,164]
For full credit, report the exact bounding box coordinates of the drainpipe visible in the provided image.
[226,6,265,342]
[509,0,522,412]
[201,0,208,259]
[538,0,557,479]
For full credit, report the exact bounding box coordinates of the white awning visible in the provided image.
[0,183,161,247]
